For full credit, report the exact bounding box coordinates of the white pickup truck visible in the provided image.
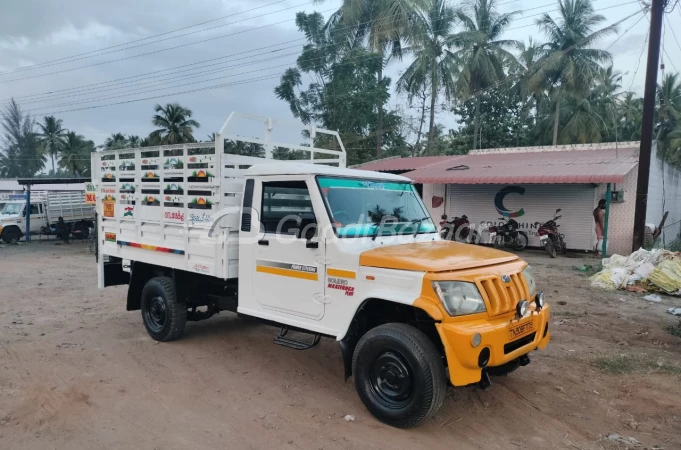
[94,113,550,427]
[0,191,95,243]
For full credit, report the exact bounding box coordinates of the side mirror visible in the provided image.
[303,225,317,241]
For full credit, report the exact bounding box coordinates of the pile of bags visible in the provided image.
[590,248,681,295]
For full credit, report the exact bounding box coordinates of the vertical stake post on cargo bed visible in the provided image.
[25,185,31,242]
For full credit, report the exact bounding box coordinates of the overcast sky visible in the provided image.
[0,0,678,148]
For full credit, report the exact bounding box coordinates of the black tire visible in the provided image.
[544,240,556,258]
[512,231,529,250]
[140,277,186,342]
[468,229,480,244]
[352,323,446,428]
[493,235,504,249]
[1,227,22,244]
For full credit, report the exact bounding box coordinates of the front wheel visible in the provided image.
[512,231,529,250]
[544,239,556,258]
[352,323,446,428]
[493,235,504,249]
[141,277,187,342]
[1,227,21,244]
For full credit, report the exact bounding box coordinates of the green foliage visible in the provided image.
[36,116,67,172]
[0,99,45,177]
[275,12,406,166]
[59,131,94,177]
[150,103,200,144]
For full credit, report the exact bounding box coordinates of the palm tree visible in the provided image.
[104,133,128,150]
[325,0,423,158]
[150,103,200,145]
[127,135,141,148]
[618,92,643,141]
[36,116,67,173]
[592,65,622,140]
[448,0,521,150]
[531,0,617,145]
[397,0,458,151]
[59,132,94,176]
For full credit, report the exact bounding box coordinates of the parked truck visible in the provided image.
[94,113,550,428]
[0,191,95,243]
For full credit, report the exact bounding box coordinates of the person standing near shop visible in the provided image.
[593,199,606,254]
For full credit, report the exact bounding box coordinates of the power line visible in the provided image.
[4,0,632,112]
[0,5,336,85]
[0,0,610,87]
[664,15,681,53]
[1,0,575,105]
[0,0,310,76]
[28,8,644,126]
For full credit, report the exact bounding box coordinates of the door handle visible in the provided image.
[258,239,269,246]
[306,241,319,249]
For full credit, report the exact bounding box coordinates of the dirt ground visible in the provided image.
[0,242,680,450]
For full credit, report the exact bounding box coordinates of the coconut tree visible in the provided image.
[104,133,128,150]
[447,0,521,150]
[150,103,200,145]
[127,135,141,148]
[36,116,67,172]
[59,132,94,176]
[324,0,423,158]
[530,0,617,145]
[396,0,458,151]
[617,92,643,141]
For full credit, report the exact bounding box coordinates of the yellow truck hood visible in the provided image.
[359,241,519,273]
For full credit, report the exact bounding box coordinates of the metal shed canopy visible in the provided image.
[358,143,640,184]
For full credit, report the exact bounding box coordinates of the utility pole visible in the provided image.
[632,0,666,251]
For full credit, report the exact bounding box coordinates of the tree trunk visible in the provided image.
[415,91,427,156]
[427,81,437,154]
[552,89,561,146]
[376,64,384,159]
[473,97,481,150]
[51,154,56,173]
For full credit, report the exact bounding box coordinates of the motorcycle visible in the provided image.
[439,215,479,243]
[536,209,567,258]
[490,217,528,251]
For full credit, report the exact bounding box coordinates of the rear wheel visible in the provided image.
[141,277,186,342]
[544,239,556,258]
[512,231,528,250]
[352,323,446,428]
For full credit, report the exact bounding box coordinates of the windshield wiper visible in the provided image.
[410,216,431,238]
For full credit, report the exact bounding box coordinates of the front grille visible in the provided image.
[504,332,536,354]
[479,273,527,316]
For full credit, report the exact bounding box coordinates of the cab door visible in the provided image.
[252,179,326,320]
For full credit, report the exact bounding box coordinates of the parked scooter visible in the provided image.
[439,215,479,243]
[536,209,566,258]
[490,217,528,250]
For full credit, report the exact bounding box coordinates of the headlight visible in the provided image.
[432,281,486,316]
[522,265,537,297]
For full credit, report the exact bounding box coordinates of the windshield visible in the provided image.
[1,203,23,215]
[318,177,435,238]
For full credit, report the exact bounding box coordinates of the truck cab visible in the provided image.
[0,198,46,243]
[95,113,550,428]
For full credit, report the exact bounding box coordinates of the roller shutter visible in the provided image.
[447,184,596,251]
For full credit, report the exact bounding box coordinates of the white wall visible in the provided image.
[646,143,681,245]
[595,168,638,256]
[422,183,447,222]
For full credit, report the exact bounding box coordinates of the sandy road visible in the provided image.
[0,242,680,449]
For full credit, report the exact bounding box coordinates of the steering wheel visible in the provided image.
[332,210,351,226]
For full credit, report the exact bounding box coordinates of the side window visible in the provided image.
[261,181,314,235]
[29,204,39,215]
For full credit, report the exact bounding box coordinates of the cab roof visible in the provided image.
[243,162,412,182]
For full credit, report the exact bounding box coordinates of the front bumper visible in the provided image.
[436,304,551,386]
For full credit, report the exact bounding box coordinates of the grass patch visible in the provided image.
[593,354,681,375]
[667,320,681,338]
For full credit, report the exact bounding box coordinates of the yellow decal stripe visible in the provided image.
[256,266,319,281]
[327,268,357,279]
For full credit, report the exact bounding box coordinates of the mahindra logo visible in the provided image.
[501,275,512,283]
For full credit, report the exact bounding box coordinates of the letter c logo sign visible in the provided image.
[495,186,525,218]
